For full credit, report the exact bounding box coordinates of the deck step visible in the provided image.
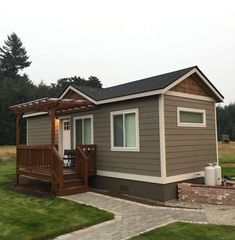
[19,169,51,182]
[63,178,84,188]
[57,186,88,196]
[63,173,80,180]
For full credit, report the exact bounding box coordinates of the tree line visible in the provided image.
[0,33,102,145]
[0,33,234,145]
[217,104,235,141]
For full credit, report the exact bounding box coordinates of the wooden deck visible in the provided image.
[16,144,97,195]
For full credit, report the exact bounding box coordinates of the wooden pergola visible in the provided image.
[10,97,96,195]
[10,97,95,146]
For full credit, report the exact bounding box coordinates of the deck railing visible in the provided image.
[77,144,97,176]
[16,145,64,192]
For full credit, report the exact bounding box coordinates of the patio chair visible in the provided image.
[63,150,76,168]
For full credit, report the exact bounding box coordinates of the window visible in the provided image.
[74,115,93,146]
[177,107,206,127]
[63,121,70,130]
[111,109,139,151]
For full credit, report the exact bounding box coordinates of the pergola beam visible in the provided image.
[10,97,96,148]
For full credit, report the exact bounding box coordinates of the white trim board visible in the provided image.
[162,68,223,102]
[159,94,166,179]
[214,103,219,164]
[165,91,215,102]
[23,112,48,118]
[97,170,204,184]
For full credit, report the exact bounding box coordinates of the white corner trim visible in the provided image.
[164,171,204,184]
[159,94,166,179]
[177,107,206,128]
[23,112,48,118]
[96,170,204,184]
[110,108,140,152]
[165,91,215,102]
[162,68,224,102]
[73,114,94,148]
[26,118,28,145]
[214,104,219,164]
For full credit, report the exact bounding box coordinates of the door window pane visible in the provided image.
[75,119,82,144]
[84,118,91,144]
[113,114,124,147]
[125,113,136,147]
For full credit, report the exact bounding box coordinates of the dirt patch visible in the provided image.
[0,146,16,161]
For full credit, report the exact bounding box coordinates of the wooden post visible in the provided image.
[49,109,56,146]
[15,112,23,185]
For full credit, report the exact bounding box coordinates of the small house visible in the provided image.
[11,66,223,201]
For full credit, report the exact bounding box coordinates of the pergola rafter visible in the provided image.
[10,97,95,146]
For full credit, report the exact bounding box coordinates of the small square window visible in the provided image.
[63,121,70,130]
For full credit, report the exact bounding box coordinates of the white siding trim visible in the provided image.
[214,104,219,164]
[165,91,215,102]
[97,90,163,104]
[60,85,163,105]
[110,108,140,152]
[23,112,48,118]
[73,115,94,148]
[177,107,206,128]
[165,171,204,183]
[60,85,97,104]
[97,170,204,184]
[162,68,223,102]
[97,170,163,183]
[159,94,166,179]
[26,118,28,145]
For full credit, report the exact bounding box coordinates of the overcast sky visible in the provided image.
[1,0,234,104]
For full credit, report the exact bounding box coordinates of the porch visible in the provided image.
[10,97,97,195]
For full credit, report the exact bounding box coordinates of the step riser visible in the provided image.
[55,187,88,196]
[64,180,84,188]
[63,174,80,180]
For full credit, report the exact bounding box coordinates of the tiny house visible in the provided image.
[11,66,223,201]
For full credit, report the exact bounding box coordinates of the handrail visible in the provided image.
[52,146,64,192]
[16,144,64,193]
[76,145,89,187]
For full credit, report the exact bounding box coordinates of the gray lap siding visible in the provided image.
[71,96,161,177]
[164,95,216,176]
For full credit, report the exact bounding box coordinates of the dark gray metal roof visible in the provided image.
[64,66,223,102]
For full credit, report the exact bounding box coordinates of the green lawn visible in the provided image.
[0,159,114,240]
[131,222,235,240]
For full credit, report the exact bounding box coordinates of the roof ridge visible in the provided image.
[102,66,197,90]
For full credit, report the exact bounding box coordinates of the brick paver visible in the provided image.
[55,192,207,240]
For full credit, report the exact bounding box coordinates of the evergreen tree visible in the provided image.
[0,33,31,77]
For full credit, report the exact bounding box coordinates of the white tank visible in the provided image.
[213,163,222,185]
[204,164,216,186]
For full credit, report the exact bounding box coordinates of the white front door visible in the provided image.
[61,119,71,154]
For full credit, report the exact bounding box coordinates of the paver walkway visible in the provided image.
[55,192,207,240]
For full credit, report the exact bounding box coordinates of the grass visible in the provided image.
[131,222,235,240]
[219,142,235,178]
[0,146,114,240]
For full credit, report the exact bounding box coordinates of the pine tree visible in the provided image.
[0,33,31,77]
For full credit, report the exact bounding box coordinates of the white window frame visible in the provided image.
[73,115,94,147]
[110,108,140,152]
[177,107,206,127]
